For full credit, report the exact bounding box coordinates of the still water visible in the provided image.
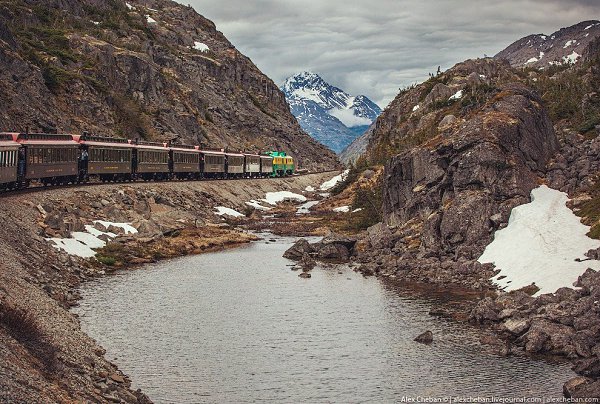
[74,235,573,403]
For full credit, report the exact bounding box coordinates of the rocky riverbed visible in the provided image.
[0,172,334,403]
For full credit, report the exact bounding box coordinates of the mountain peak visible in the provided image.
[281,72,381,153]
[495,20,600,68]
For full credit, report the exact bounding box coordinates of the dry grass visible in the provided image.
[0,303,60,373]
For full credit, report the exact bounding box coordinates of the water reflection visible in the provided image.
[74,235,572,403]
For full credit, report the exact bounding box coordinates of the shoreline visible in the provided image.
[0,172,335,403]
[0,170,594,401]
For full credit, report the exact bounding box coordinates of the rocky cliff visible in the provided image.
[0,0,338,170]
[382,82,557,259]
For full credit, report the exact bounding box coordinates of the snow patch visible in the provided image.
[563,40,576,48]
[297,201,319,214]
[245,200,271,211]
[563,51,580,64]
[146,15,156,23]
[193,41,209,52]
[262,191,307,205]
[125,2,134,10]
[525,57,538,65]
[327,108,372,127]
[320,170,349,191]
[449,90,463,100]
[412,105,420,112]
[352,208,363,213]
[215,206,245,218]
[91,21,100,25]
[539,51,545,59]
[48,221,136,258]
[478,185,600,295]
[93,221,137,234]
[305,185,315,192]
[540,35,547,40]
[333,205,350,213]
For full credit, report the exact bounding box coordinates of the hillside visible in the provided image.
[282,72,381,153]
[0,0,339,170]
[495,20,600,68]
[335,22,600,398]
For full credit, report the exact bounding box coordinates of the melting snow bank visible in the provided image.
[48,221,137,258]
[320,170,349,191]
[246,200,271,211]
[333,205,350,213]
[297,201,319,214]
[263,191,306,205]
[215,206,245,218]
[478,185,600,295]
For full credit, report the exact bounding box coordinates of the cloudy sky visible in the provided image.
[182,0,598,107]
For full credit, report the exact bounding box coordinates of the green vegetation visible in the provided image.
[575,180,600,239]
[95,255,117,266]
[95,242,126,265]
[528,54,600,137]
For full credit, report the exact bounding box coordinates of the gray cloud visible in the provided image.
[181,0,598,107]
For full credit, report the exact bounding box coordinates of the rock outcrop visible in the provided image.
[469,268,600,398]
[0,0,338,170]
[382,83,557,259]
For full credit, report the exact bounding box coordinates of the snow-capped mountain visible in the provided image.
[282,72,381,153]
[495,20,600,68]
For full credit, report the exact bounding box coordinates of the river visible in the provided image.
[74,234,573,403]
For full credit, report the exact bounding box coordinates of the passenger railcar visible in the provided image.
[0,131,300,193]
[225,152,245,178]
[19,133,80,185]
[260,155,273,178]
[134,141,170,180]
[79,134,133,182]
[201,150,226,178]
[0,133,20,190]
[170,144,200,180]
[244,154,261,178]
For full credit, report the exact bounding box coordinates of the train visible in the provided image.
[0,132,296,191]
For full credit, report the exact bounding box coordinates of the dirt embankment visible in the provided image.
[0,172,335,403]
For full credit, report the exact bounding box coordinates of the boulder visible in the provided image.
[284,239,315,260]
[367,222,393,249]
[317,243,350,260]
[502,318,530,335]
[563,376,593,398]
[469,297,500,323]
[414,330,433,344]
[572,357,600,378]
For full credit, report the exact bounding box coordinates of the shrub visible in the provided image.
[96,255,117,266]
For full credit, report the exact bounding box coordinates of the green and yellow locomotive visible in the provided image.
[267,151,294,177]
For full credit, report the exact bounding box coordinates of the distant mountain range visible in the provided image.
[282,72,381,153]
[495,20,600,68]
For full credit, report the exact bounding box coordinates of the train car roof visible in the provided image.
[78,134,133,148]
[81,140,135,148]
[0,133,20,146]
[133,144,169,151]
[224,152,245,157]
[244,153,261,158]
[199,149,226,156]
[13,133,79,146]
[169,145,200,153]
[259,155,273,159]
